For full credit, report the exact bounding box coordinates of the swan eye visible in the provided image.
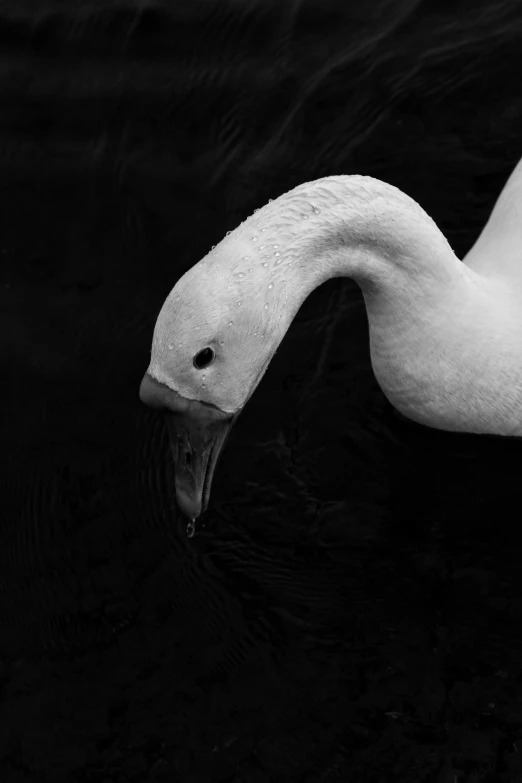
[193,347,215,370]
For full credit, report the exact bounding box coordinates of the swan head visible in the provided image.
[140,239,288,520]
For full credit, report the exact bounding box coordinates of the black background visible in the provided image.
[3,0,522,780]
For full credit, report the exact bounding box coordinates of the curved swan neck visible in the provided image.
[150,170,522,435]
[217,174,521,436]
[225,175,468,329]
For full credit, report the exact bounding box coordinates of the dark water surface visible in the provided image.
[3,1,522,781]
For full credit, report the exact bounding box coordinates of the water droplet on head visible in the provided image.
[313,207,321,214]
[248,268,253,272]
[219,340,224,346]
[228,320,233,326]
[264,304,269,310]
[252,236,258,242]
[273,245,279,249]
[259,245,265,250]
[237,300,242,306]
[262,262,269,267]
[238,272,245,278]
[276,259,282,265]
[268,282,273,289]
[274,251,281,257]
[168,343,174,350]
[302,214,309,220]
[262,227,268,232]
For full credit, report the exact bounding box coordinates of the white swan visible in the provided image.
[140,158,522,520]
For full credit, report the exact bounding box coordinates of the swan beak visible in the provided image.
[139,373,236,520]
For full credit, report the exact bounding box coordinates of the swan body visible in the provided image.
[140,158,522,519]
